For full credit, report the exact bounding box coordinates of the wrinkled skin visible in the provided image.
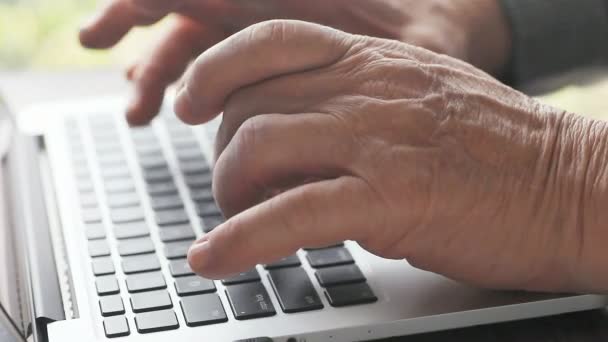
[166,21,608,294]
[80,0,509,125]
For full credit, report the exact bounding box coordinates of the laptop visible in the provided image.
[0,93,606,342]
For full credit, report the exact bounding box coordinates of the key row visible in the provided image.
[103,293,229,337]
[161,120,225,233]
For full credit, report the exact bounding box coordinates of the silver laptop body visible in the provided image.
[1,96,606,342]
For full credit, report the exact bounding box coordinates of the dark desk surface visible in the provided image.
[2,69,607,342]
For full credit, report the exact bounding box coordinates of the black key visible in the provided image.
[133,142,158,153]
[91,129,119,139]
[155,208,189,226]
[306,247,354,268]
[72,152,87,163]
[194,201,220,217]
[143,166,173,183]
[99,160,129,172]
[138,154,167,169]
[95,142,122,155]
[91,131,121,142]
[174,276,216,296]
[99,295,125,316]
[185,173,213,189]
[168,259,194,277]
[113,221,150,240]
[105,179,135,194]
[101,167,131,180]
[81,208,102,223]
[166,122,192,134]
[107,192,140,208]
[88,240,111,257]
[268,267,323,313]
[95,143,123,157]
[122,254,161,274]
[97,150,127,162]
[110,206,145,224]
[303,242,344,251]
[73,166,90,180]
[163,240,194,259]
[79,192,98,208]
[222,269,260,285]
[147,181,178,196]
[130,290,172,313]
[225,282,276,320]
[189,187,214,202]
[180,159,210,175]
[201,215,224,233]
[264,255,301,270]
[130,126,156,140]
[324,282,377,307]
[175,147,204,162]
[150,194,184,211]
[118,237,155,256]
[136,148,163,160]
[135,309,179,333]
[86,223,106,240]
[171,136,197,149]
[132,134,159,147]
[96,276,120,295]
[89,118,116,129]
[180,294,227,327]
[315,264,366,287]
[92,257,115,276]
[103,316,130,338]
[77,180,95,193]
[126,272,167,293]
[158,225,195,242]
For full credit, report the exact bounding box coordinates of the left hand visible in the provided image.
[79,0,510,125]
[178,20,608,293]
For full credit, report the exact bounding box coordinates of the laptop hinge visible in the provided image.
[6,132,65,341]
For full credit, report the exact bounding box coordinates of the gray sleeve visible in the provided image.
[498,0,608,85]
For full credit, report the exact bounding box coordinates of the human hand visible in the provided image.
[79,0,510,125]
[177,20,608,294]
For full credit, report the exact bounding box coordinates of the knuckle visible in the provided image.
[233,116,263,156]
[231,115,273,173]
[246,20,292,45]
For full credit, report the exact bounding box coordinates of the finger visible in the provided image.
[188,176,375,278]
[174,20,354,124]
[79,0,169,49]
[126,19,225,125]
[213,113,354,217]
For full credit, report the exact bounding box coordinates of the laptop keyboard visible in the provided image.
[64,113,377,338]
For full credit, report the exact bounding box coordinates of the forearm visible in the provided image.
[498,0,608,86]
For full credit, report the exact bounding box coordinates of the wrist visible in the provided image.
[566,114,608,292]
[546,112,608,293]
[461,0,512,76]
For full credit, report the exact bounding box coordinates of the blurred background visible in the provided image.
[0,0,169,70]
[1,0,608,120]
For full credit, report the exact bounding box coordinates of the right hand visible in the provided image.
[79,0,511,125]
[176,20,608,294]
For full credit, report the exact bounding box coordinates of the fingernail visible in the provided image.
[187,240,211,271]
[174,84,193,120]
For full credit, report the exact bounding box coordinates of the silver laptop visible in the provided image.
[1,94,606,342]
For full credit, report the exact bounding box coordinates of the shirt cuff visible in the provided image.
[498,0,608,86]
